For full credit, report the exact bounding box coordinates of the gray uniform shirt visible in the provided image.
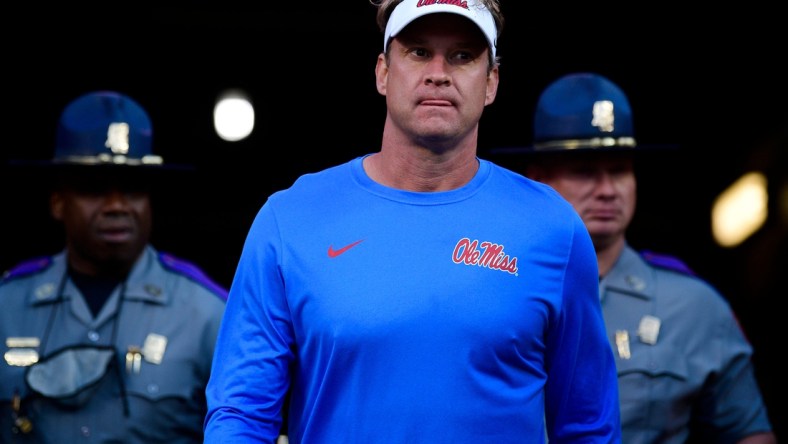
[0,246,226,443]
[601,244,772,443]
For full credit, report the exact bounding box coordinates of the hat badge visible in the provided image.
[591,100,615,133]
[105,122,130,155]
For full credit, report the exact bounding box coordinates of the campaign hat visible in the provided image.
[8,90,192,183]
[491,72,677,157]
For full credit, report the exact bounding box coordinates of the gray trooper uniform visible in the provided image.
[0,245,227,443]
[602,244,772,443]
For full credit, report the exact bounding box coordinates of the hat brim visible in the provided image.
[489,143,679,157]
[7,158,194,171]
[6,160,194,191]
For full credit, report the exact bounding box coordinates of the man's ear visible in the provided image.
[50,191,64,221]
[375,53,389,96]
[485,65,499,106]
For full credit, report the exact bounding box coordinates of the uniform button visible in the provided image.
[81,426,90,437]
[87,331,100,342]
[147,383,159,394]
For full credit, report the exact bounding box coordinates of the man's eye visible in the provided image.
[569,169,595,178]
[453,51,473,61]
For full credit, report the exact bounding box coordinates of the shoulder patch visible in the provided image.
[640,250,696,276]
[2,256,53,282]
[158,252,228,301]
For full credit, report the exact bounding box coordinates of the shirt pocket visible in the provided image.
[616,341,689,379]
[122,358,207,441]
[615,341,692,430]
[123,357,202,402]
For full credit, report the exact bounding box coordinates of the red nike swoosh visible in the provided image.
[327,240,364,258]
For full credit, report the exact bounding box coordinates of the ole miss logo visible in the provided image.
[416,0,470,10]
[452,238,518,275]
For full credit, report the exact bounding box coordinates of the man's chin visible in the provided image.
[98,245,145,267]
[587,224,624,242]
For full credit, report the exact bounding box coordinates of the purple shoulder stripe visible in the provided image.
[640,250,696,276]
[158,252,229,301]
[2,256,53,281]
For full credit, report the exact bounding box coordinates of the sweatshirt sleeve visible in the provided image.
[544,214,622,443]
[204,201,293,442]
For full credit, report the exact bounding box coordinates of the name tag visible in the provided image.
[4,349,39,367]
[4,337,41,367]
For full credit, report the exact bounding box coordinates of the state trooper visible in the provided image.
[0,91,227,443]
[492,73,776,443]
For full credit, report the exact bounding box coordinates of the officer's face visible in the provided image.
[527,153,637,249]
[49,174,152,276]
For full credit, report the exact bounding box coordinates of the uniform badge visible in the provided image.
[144,284,162,297]
[637,315,661,345]
[34,283,56,300]
[624,274,646,292]
[142,333,167,365]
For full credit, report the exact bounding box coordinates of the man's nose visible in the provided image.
[425,56,451,86]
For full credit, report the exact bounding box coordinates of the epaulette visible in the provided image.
[640,250,696,276]
[1,256,53,282]
[158,252,228,301]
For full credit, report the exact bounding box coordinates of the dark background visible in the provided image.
[2,3,785,437]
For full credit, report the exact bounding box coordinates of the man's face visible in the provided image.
[528,153,637,247]
[50,172,152,275]
[375,13,498,150]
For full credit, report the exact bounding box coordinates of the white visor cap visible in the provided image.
[383,0,497,60]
